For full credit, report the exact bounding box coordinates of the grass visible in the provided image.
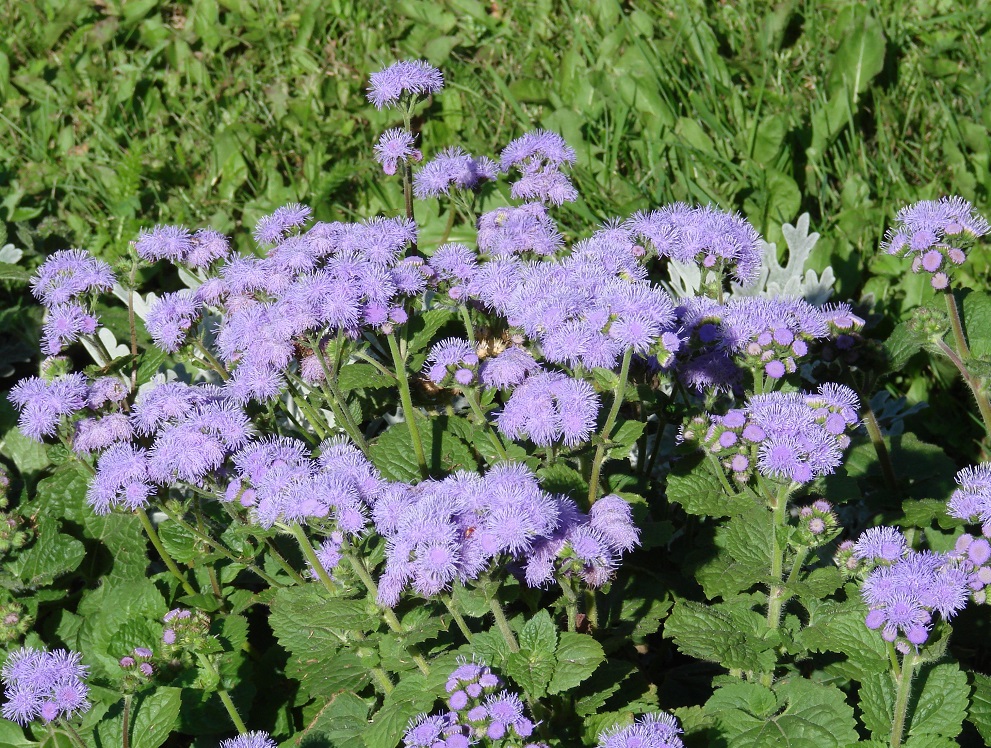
[2,0,990,440]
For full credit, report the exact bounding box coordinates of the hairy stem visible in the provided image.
[945,289,971,358]
[136,509,197,596]
[936,340,991,436]
[387,332,428,479]
[312,340,369,453]
[196,652,247,733]
[122,693,132,748]
[441,594,474,642]
[194,339,230,381]
[890,652,918,748]
[59,721,88,748]
[489,596,520,653]
[262,536,307,585]
[288,523,336,593]
[459,305,476,345]
[862,399,898,493]
[464,388,510,462]
[761,481,794,686]
[285,377,330,439]
[588,347,634,505]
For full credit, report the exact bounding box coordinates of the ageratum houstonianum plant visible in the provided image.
[3,56,991,748]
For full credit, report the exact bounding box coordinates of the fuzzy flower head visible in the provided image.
[476,203,564,257]
[882,196,989,290]
[8,373,88,442]
[145,291,200,353]
[424,338,479,387]
[627,203,763,285]
[1,647,91,726]
[413,147,497,198]
[860,543,970,648]
[947,463,991,536]
[220,732,277,748]
[41,302,99,355]
[375,128,422,176]
[795,500,840,547]
[598,712,684,748]
[497,372,599,448]
[479,346,541,390]
[683,383,860,485]
[367,59,444,109]
[254,203,312,245]
[30,248,115,307]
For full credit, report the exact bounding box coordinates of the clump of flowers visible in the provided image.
[596,712,684,748]
[881,196,989,289]
[220,732,277,748]
[1,647,91,725]
[497,372,599,447]
[8,372,89,441]
[403,660,545,747]
[425,338,480,387]
[367,59,444,109]
[0,601,31,643]
[161,608,211,652]
[119,646,155,690]
[794,499,840,546]
[947,463,991,536]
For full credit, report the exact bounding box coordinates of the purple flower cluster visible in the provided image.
[479,346,541,390]
[597,713,684,748]
[119,646,155,678]
[367,59,444,109]
[136,225,231,267]
[525,494,640,588]
[683,383,860,484]
[425,338,479,387]
[947,463,991,535]
[373,464,560,605]
[497,372,599,447]
[145,291,200,352]
[8,373,88,441]
[161,607,210,649]
[414,147,497,198]
[228,436,380,532]
[404,660,545,748]
[949,533,991,605]
[795,499,839,546]
[375,128,422,176]
[882,196,989,289]
[476,204,564,257]
[501,129,578,206]
[858,528,970,649]
[29,249,114,355]
[220,732,277,748]
[627,203,762,285]
[1,647,90,726]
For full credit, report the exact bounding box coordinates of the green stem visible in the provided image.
[706,452,738,497]
[387,332,428,479]
[285,377,330,439]
[86,332,115,368]
[886,641,902,679]
[464,388,510,462]
[561,578,579,633]
[442,594,474,642]
[785,546,809,587]
[59,721,88,748]
[122,693,132,748]
[761,481,794,686]
[194,339,230,381]
[354,350,398,381]
[311,339,370,453]
[343,552,431,675]
[136,509,197,596]
[945,289,971,358]
[459,305,476,345]
[891,652,918,748]
[197,652,248,733]
[588,347,634,505]
[288,523,337,594]
[489,596,520,653]
[127,260,139,391]
[862,399,898,493]
[262,536,307,585]
[936,340,991,437]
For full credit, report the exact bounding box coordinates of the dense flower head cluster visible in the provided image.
[626,203,762,285]
[161,607,211,650]
[425,338,479,386]
[367,59,444,109]
[145,290,200,352]
[857,527,971,649]
[220,731,277,748]
[28,248,114,355]
[479,346,541,390]
[947,463,991,536]
[375,128,422,176]
[795,499,840,547]
[404,660,546,747]
[118,646,155,678]
[682,383,860,484]
[475,203,564,257]
[597,712,684,748]
[948,533,991,605]
[501,129,578,206]
[414,147,498,198]
[135,225,232,267]
[1,647,90,725]
[8,373,89,441]
[228,435,381,531]
[497,372,599,447]
[882,196,989,289]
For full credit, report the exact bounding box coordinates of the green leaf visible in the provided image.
[908,662,969,738]
[507,609,558,699]
[798,602,889,677]
[96,687,182,748]
[664,600,778,673]
[337,362,394,392]
[369,414,477,481]
[7,517,85,586]
[827,12,885,97]
[961,290,991,360]
[296,690,369,747]
[969,672,991,744]
[363,673,435,748]
[0,261,30,282]
[547,632,605,694]
[666,457,746,518]
[883,321,924,373]
[607,420,645,459]
[1,427,52,483]
[859,671,895,740]
[537,462,589,501]
[407,308,457,355]
[269,585,379,699]
[695,507,773,599]
[706,678,858,747]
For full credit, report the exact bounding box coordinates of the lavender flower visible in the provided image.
[479,346,541,390]
[375,128,422,175]
[8,373,88,441]
[73,413,133,454]
[853,527,909,563]
[30,248,115,307]
[185,228,231,267]
[425,338,479,386]
[367,59,444,109]
[254,203,312,245]
[145,291,200,352]
[501,130,577,170]
[1,647,90,725]
[41,302,98,355]
[626,203,763,285]
[882,196,989,290]
[87,443,154,514]
[413,147,497,198]
[87,376,129,409]
[497,372,599,447]
[135,224,193,262]
[597,712,684,748]
[947,463,991,535]
[476,203,563,256]
[220,732,277,748]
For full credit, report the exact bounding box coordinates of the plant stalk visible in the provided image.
[464,388,510,462]
[489,596,520,653]
[122,693,132,748]
[136,509,197,596]
[862,400,898,493]
[196,652,247,733]
[890,652,918,748]
[588,347,634,504]
[387,332,428,479]
[441,594,474,642]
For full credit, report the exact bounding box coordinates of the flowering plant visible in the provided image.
[1,58,990,748]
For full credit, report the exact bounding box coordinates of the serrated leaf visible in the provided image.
[666,457,758,518]
[7,517,85,586]
[883,321,924,373]
[962,290,991,360]
[407,308,457,355]
[706,678,858,747]
[81,510,148,581]
[859,671,895,739]
[337,362,394,392]
[536,463,588,501]
[297,690,369,747]
[664,601,778,673]
[96,687,182,748]
[695,507,773,599]
[507,609,558,699]
[369,414,477,481]
[798,602,888,677]
[547,632,604,694]
[607,420,645,459]
[363,673,435,748]
[969,672,991,744]
[908,662,969,738]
